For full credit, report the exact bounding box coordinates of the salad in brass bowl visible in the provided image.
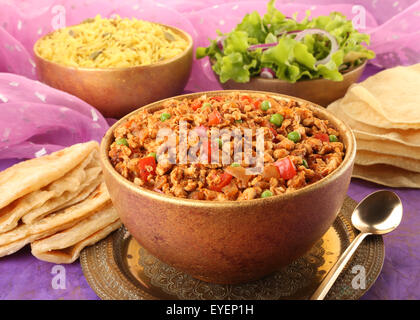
[196,0,375,84]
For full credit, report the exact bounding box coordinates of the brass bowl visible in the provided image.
[34,24,193,118]
[214,61,366,107]
[100,90,356,284]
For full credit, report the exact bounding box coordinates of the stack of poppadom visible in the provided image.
[328,63,420,188]
[0,141,121,263]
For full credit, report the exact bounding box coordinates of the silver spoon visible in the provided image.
[310,190,403,300]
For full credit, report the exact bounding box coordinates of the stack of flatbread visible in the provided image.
[0,141,121,263]
[328,63,420,188]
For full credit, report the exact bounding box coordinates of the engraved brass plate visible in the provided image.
[80,197,384,300]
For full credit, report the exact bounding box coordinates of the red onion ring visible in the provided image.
[260,67,276,79]
[217,36,226,51]
[276,30,301,37]
[247,43,278,51]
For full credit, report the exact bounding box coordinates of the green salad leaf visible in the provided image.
[235,11,267,44]
[196,0,375,83]
[224,31,249,54]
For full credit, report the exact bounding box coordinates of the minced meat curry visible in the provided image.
[109,93,345,201]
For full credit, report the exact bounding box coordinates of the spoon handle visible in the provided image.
[310,232,370,300]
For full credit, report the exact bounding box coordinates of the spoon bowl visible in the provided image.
[311,190,402,299]
[352,190,403,235]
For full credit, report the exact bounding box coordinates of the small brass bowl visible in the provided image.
[214,61,366,107]
[100,90,356,284]
[34,24,193,118]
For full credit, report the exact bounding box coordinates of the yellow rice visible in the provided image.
[35,15,189,68]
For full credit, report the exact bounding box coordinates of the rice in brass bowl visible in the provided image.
[34,22,193,118]
[100,90,356,284]
[214,61,366,107]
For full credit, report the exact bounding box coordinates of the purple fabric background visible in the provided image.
[0,0,419,300]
